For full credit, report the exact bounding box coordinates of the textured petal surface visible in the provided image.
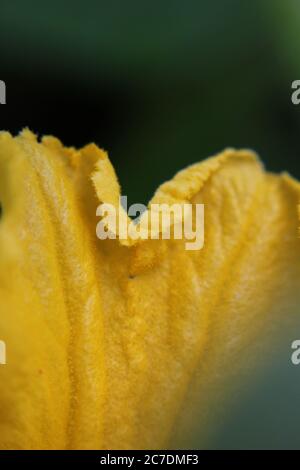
[0,130,299,449]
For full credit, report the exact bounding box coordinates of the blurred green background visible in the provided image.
[0,0,300,449]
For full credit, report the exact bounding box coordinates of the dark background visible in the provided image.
[1,0,300,449]
[1,0,300,206]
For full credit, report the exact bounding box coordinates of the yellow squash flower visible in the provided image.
[0,129,299,449]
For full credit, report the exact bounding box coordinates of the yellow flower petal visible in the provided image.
[0,130,299,449]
